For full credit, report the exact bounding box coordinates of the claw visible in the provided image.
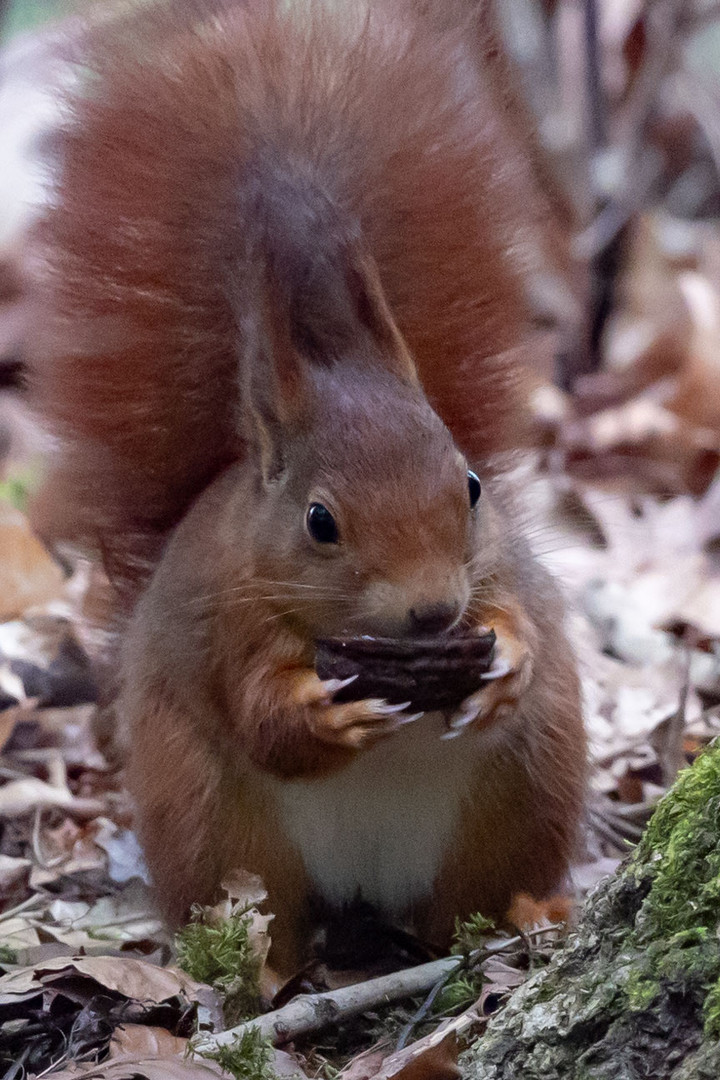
[448,706,479,731]
[323,674,359,697]
[480,658,513,681]
[394,711,423,726]
[367,699,413,716]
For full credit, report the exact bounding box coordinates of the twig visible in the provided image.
[193,936,522,1052]
[583,0,607,156]
[680,0,720,32]
[661,650,692,786]
[32,807,68,870]
[375,1001,485,1079]
[614,0,686,155]
[394,963,465,1053]
[573,152,661,260]
[677,71,720,187]
[0,891,45,922]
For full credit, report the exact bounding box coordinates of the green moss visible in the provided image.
[176,904,261,1023]
[638,744,720,941]
[703,976,720,1038]
[625,970,661,1012]
[622,742,720,1028]
[434,911,498,1015]
[195,1028,277,1080]
[435,972,483,1014]
[451,911,496,955]
[0,945,17,966]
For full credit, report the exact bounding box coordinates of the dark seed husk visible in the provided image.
[315,629,496,711]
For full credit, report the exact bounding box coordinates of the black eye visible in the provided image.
[467,470,481,508]
[306,503,339,544]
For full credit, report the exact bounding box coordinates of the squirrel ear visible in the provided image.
[347,248,420,387]
[285,241,420,387]
[239,280,308,486]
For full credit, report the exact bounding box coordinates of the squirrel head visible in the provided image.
[232,180,487,639]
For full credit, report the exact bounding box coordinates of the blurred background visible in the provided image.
[4,0,720,489]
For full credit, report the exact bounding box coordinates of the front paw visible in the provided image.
[290,670,422,750]
[444,627,533,738]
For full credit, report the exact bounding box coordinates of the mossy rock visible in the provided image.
[463,740,720,1079]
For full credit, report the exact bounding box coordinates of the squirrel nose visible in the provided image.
[409,602,460,636]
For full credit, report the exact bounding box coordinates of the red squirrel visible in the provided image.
[28,0,586,971]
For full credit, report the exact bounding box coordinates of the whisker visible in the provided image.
[181,585,348,610]
[261,607,304,625]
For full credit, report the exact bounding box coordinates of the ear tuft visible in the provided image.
[235,266,308,486]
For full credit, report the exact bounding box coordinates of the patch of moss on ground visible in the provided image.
[177,904,261,1024]
[451,911,496,955]
[195,1028,277,1080]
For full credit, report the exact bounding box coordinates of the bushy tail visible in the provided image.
[28,0,569,605]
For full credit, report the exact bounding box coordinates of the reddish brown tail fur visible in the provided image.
[27,0,564,602]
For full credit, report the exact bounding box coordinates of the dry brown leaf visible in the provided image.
[564,214,720,497]
[695,472,720,548]
[0,699,22,751]
[0,915,42,954]
[369,1029,461,1080]
[476,956,528,1014]
[40,1058,228,1079]
[561,397,719,497]
[664,576,720,640]
[0,852,31,891]
[0,954,205,1006]
[0,774,74,817]
[220,868,268,908]
[0,963,44,999]
[107,1025,189,1059]
[272,1049,312,1077]
[43,880,164,947]
[18,702,106,770]
[213,868,273,973]
[0,503,65,620]
[668,272,720,435]
[340,1043,393,1080]
[29,826,109,890]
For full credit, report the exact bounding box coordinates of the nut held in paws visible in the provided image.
[315,629,496,712]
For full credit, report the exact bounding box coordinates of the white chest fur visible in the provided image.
[273,714,483,913]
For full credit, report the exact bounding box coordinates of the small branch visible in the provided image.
[0,892,45,923]
[614,0,686,156]
[194,937,522,1052]
[583,0,607,157]
[573,152,661,260]
[661,651,692,786]
[394,964,464,1053]
[679,0,720,33]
